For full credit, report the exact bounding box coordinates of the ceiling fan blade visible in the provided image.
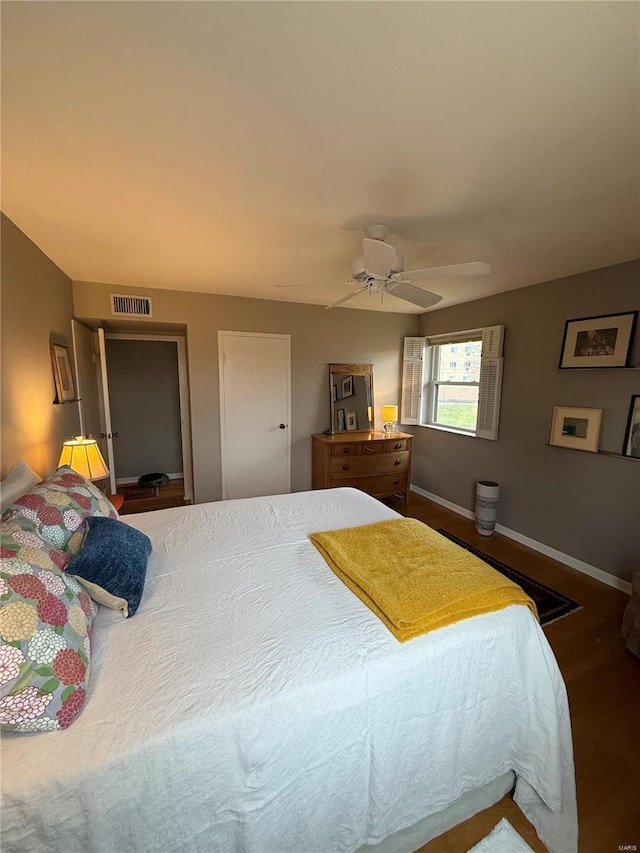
[401,261,492,283]
[387,281,443,309]
[362,238,397,278]
[325,284,368,310]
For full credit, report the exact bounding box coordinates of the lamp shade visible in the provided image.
[381,405,399,423]
[59,437,110,481]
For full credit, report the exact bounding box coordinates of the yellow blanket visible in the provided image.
[310,518,537,642]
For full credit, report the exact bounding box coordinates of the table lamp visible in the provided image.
[381,405,399,435]
[59,437,110,481]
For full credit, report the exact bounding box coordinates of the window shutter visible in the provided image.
[401,337,425,425]
[481,324,504,358]
[476,357,503,439]
[475,325,504,440]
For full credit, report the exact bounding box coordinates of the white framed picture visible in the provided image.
[549,406,602,453]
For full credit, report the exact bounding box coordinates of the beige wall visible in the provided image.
[73,281,419,502]
[1,214,80,479]
[415,260,640,582]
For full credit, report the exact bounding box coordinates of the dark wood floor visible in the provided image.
[387,492,640,853]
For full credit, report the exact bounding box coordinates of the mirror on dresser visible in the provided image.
[328,363,374,433]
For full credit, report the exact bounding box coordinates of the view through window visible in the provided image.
[431,338,482,431]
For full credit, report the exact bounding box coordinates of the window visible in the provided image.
[432,338,481,432]
[401,326,504,440]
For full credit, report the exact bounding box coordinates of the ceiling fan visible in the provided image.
[326,224,491,310]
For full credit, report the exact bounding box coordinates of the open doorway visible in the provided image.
[97,331,193,509]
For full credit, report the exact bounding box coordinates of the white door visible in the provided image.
[71,320,102,440]
[96,328,118,495]
[219,331,291,499]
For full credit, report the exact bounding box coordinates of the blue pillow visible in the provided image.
[66,516,152,618]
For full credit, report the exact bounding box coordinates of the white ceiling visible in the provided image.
[2,1,639,314]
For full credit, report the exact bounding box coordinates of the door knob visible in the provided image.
[279,423,287,429]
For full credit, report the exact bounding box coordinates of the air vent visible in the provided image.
[110,294,153,318]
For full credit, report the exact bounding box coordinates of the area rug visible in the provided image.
[118,484,157,500]
[466,818,535,853]
[437,529,581,626]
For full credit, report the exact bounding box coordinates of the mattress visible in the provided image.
[1,488,577,852]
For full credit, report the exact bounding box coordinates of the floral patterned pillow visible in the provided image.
[1,466,118,561]
[0,517,98,732]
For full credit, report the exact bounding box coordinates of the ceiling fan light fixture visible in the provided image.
[365,224,389,242]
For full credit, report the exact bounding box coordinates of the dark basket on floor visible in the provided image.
[138,473,169,489]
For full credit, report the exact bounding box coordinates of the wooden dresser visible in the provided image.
[311,431,413,504]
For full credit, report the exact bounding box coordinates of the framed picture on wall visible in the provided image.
[336,408,346,432]
[558,311,637,369]
[549,406,602,453]
[622,395,640,458]
[346,412,357,430]
[331,384,337,403]
[50,342,76,403]
[341,375,353,397]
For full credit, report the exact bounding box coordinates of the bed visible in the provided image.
[1,487,577,852]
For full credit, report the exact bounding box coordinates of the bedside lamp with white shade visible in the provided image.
[381,405,399,435]
[58,437,110,482]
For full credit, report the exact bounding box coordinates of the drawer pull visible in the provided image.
[342,464,351,471]
[394,443,402,450]
[394,479,400,485]
[394,458,402,466]
[343,447,350,454]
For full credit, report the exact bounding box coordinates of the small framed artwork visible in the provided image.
[341,375,353,397]
[622,395,640,458]
[549,406,602,453]
[50,343,76,403]
[331,384,337,403]
[559,311,637,369]
[336,408,346,432]
[346,412,357,431]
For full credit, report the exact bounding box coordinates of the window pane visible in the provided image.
[436,342,481,382]
[435,384,479,430]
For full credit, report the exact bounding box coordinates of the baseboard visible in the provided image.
[116,472,184,486]
[410,484,632,595]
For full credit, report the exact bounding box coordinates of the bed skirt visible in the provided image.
[359,772,516,853]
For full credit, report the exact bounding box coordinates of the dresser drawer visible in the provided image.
[385,438,410,453]
[360,442,384,455]
[336,472,408,497]
[330,451,410,478]
[331,443,361,457]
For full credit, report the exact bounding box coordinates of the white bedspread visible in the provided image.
[1,488,577,853]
